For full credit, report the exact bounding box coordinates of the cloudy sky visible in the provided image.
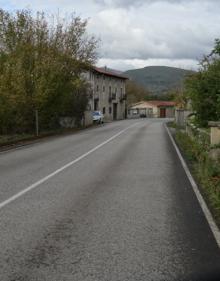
[1,0,220,71]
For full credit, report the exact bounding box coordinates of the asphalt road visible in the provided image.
[0,119,220,281]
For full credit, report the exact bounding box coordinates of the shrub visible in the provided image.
[175,131,220,224]
[0,9,98,134]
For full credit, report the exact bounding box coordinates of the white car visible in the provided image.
[93,111,104,124]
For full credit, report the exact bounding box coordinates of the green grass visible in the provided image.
[175,130,220,226]
[0,127,89,147]
[167,121,177,128]
[167,121,185,130]
[0,123,96,148]
[0,134,34,146]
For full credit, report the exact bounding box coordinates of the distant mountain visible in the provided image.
[124,66,194,95]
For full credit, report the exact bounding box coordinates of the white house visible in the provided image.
[128,101,176,118]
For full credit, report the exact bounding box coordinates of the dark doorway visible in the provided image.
[94,99,99,111]
[113,103,117,120]
[125,106,127,119]
[160,108,166,118]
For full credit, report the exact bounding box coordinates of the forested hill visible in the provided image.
[124,66,194,95]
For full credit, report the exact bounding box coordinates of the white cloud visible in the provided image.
[94,0,219,9]
[88,0,220,70]
[1,0,220,71]
[97,58,199,71]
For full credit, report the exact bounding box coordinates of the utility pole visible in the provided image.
[35,109,39,136]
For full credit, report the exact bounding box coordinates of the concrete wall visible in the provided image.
[59,117,76,128]
[210,127,220,145]
[83,111,93,126]
[175,109,192,126]
[59,112,93,128]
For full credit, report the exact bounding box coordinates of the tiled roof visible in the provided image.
[92,66,128,80]
[131,100,176,108]
[146,100,176,107]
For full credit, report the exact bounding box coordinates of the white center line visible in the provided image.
[0,122,140,210]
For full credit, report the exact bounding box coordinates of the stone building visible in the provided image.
[84,67,128,122]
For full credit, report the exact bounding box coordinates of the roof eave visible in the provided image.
[92,66,128,80]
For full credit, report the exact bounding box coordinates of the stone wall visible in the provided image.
[87,70,126,121]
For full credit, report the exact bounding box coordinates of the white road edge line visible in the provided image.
[0,122,140,210]
[165,123,220,248]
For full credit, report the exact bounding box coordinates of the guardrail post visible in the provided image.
[208,121,220,145]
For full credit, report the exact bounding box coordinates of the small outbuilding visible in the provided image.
[128,100,176,118]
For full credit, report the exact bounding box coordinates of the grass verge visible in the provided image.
[0,125,95,149]
[174,130,220,227]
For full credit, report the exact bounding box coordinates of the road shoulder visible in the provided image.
[0,124,102,153]
[165,123,220,248]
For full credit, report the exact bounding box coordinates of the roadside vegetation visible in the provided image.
[126,80,175,106]
[175,130,220,226]
[170,39,220,226]
[185,39,220,127]
[0,9,98,140]
[0,127,90,147]
[125,80,150,106]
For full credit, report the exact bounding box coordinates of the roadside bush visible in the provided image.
[185,39,220,127]
[175,131,207,162]
[175,131,220,224]
[0,9,98,134]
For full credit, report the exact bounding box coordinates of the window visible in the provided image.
[121,88,123,95]
[109,86,111,94]
[132,109,138,115]
[103,86,105,92]
[97,85,99,92]
[148,108,153,115]
[103,107,106,114]
[109,107,112,114]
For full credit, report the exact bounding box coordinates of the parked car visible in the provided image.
[93,111,104,124]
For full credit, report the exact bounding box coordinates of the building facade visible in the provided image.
[128,101,176,118]
[84,67,128,122]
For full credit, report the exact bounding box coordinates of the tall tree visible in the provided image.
[0,9,98,134]
[126,80,150,106]
[185,39,220,127]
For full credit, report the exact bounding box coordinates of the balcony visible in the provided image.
[94,94,99,101]
[120,94,127,102]
[108,93,116,103]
